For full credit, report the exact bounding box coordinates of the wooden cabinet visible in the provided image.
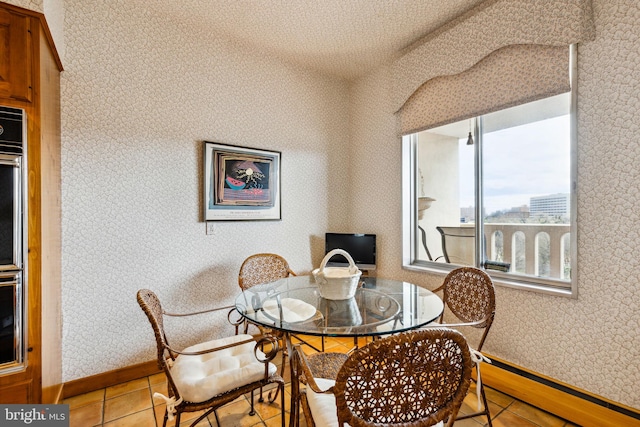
[0,6,32,102]
[0,2,62,404]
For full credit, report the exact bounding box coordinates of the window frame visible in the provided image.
[402,46,578,298]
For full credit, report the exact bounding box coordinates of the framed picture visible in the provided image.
[204,141,281,221]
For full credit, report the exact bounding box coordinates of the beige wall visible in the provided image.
[58,1,350,380]
[350,0,640,409]
[15,0,639,410]
[2,0,41,12]
[416,132,461,261]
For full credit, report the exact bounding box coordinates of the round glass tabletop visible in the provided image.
[235,275,443,337]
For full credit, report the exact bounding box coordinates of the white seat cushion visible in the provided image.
[306,378,340,427]
[306,377,443,427]
[170,334,276,403]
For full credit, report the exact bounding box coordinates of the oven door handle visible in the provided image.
[0,271,20,284]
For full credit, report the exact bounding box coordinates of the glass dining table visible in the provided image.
[235,274,444,338]
[234,274,444,425]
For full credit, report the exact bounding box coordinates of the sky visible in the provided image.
[458,115,571,214]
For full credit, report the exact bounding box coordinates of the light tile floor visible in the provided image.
[64,336,579,427]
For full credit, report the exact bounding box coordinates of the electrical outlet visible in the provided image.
[206,222,215,235]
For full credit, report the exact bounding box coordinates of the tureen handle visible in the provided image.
[318,248,359,274]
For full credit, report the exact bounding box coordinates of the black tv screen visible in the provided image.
[325,233,376,270]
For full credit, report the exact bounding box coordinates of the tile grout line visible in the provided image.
[146,376,160,427]
[100,387,106,427]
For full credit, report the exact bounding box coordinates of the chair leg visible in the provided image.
[214,409,221,427]
[189,408,216,427]
[454,379,492,426]
[267,336,287,403]
[299,391,316,427]
[481,384,493,427]
[249,389,256,415]
[267,355,286,403]
[280,382,286,427]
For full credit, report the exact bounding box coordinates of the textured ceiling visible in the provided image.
[149,0,486,81]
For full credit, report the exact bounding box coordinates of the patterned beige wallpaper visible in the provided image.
[2,0,41,12]
[350,0,640,409]
[59,0,350,380]
[16,0,639,411]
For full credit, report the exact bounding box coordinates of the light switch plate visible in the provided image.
[206,222,215,235]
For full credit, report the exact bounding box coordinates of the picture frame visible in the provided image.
[204,141,281,221]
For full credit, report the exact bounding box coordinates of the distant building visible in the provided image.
[503,205,530,219]
[460,206,475,223]
[530,193,570,216]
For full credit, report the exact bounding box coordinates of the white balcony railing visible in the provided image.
[483,223,570,278]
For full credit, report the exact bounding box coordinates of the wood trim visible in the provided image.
[25,12,43,404]
[39,22,62,404]
[482,354,640,427]
[62,361,161,399]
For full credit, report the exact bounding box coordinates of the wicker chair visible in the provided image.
[292,328,473,427]
[238,253,297,331]
[238,253,297,290]
[238,253,309,404]
[429,267,496,426]
[136,289,285,427]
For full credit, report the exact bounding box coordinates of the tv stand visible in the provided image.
[360,268,376,277]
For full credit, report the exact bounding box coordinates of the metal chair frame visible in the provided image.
[431,267,496,426]
[137,289,285,427]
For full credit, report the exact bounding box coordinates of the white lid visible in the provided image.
[322,267,358,278]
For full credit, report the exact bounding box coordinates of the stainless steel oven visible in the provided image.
[0,106,27,372]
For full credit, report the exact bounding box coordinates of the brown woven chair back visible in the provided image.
[136,289,185,405]
[440,267,496,350]
[238,253,296,290]
[333,328,473,427]
[137,289,171,368]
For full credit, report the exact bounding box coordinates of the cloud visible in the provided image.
[459,116,570,213]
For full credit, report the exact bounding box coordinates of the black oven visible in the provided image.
[0,152,23,271]
[0,272,22,365]
[0,106,26,371]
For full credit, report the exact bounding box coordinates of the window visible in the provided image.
[402,88,577,296]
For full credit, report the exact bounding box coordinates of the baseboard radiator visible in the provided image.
[482,354,640,427]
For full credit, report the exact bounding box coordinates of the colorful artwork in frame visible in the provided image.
[204,141,281,221]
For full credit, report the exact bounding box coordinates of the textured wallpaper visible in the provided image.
[2,0,42,12]
[350,0,640,409]
[60,0,350,380]
[398,44,571,134]
[30,0,640,411]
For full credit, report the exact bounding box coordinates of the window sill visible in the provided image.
[403,261,576,299]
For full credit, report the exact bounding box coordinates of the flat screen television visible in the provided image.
[325,233,376,271]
